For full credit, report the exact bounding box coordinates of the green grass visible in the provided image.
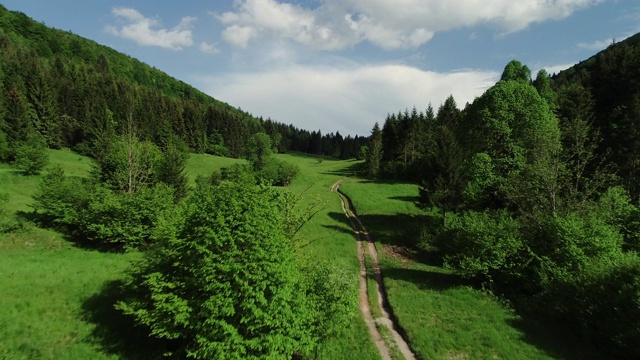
[184,153,244,185]
[274,152,380,360]
[0,149,144,359]
[0,150,381,360]
[341,178,607,360]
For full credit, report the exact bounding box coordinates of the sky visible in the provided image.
[2,1,639,136]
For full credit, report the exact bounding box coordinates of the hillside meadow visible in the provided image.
[0,149,614,359]
[0,149,378,360]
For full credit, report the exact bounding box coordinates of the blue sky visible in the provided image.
[2,0,639,136]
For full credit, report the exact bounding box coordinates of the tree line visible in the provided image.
[364,53,640,358]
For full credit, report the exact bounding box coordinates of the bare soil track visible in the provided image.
[331,179,417,360]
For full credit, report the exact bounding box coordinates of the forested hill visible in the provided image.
[552,32,640,199]
[0,4,366,160]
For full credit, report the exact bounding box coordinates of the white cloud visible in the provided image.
[200,41,221,54]
[577,38,614,51]
[217,0,605,50]
[105,7,195,50]
[197,64,498,136]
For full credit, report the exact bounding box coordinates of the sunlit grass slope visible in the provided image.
[341,178,605,360]
[0,149,380,360]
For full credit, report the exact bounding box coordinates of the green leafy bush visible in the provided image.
[0,192,19,233]
[76,184,175,250]
[33,166,175,250]
[257,158,300,186]
[117,180,307,358]
[441,210,523,280]
[32,165,89,227]
[546,253,640,358]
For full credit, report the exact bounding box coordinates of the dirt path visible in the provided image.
[331,179,416,360]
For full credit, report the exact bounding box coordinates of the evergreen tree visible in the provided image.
[158,139,189,202]
[419,125,466,225]
[15,132,49,175]
[366,122,383,177]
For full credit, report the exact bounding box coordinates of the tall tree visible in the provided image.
[419,125,466,225]
[366,122,383,177]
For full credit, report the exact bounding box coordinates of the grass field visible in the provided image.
[340,178,608,360]
[0,149,380,360]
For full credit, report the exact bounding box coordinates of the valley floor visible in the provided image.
[0,150,609,359]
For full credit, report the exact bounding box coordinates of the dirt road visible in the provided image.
[331,179,416,360]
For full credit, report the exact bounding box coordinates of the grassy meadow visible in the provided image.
[0,149,380,360]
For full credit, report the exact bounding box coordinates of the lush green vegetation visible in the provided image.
[3,3,640,359]
[0,149,380,359]
[341,179,605,359]
[361,52,640,357]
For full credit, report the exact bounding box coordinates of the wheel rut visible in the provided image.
[331,179,416,360]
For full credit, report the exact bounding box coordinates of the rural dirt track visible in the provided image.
[330,179,416,360]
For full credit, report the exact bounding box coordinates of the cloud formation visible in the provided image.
[200,41,221,54]
[199,64,498,136]
[106,7,195,50]
[218,0,604,50]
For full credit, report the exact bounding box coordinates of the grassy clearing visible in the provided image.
[341,178,606,360]
[184,153,244,185]
[0,150,380,360]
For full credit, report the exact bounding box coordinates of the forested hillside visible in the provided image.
[0,4,365,162]
[362,37,640,357]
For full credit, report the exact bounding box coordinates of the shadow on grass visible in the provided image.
[327,212,427,247]
[81,281,168,360]
[321,161,365,177]
[382,266,468,291]
[507,317,610,360]
[388,195,419,203]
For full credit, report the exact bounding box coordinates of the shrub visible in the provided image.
[538,212,623,279]
[0,192,19,233]
[33,166,175,250]
[441,210,523,280]
[547,253,640,358]
[258,158,300,186]
[296,259,355,352]
[32,165,89,227]
[117,180,307,358]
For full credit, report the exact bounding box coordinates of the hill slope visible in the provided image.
[0,4,366,160]
[552,32,640,199]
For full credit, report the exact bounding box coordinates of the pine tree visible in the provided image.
[366,122,383,177]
